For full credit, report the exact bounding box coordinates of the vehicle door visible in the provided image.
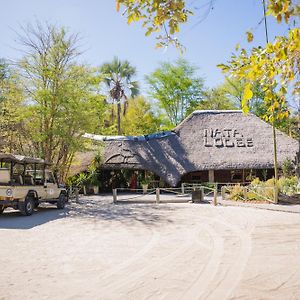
[27,170,47,200]
[45,171,59,200]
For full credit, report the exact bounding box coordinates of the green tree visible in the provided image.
[0,59,25,153]
[120,96,163,135]
[100,57,139,135]
[17,22,105,180]
[198,87,237,111]
[218,31,299,194]
[145,59,204,126]
[217,3,299,200]
[217,78,271,117]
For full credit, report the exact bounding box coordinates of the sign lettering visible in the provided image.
[203,129,253,148]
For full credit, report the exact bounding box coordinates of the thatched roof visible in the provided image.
[68,151,97,176]
[83,111,298,186]
[0,153,50,165]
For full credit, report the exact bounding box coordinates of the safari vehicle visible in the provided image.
[0,153,67,216]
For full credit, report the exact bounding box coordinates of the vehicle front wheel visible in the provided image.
[57,194,66,209]
[0,205,4,214]
[20,197,34,216]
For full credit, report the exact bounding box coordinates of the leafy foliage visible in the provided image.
[116,0,299,48]
[0,60,25,153]
[216,2,299,187]
[116,0,191,48]
[282,158,295,177]
[277,176,298,195]
[120,96,163,135]
[250,176,298,196]
[100,57,139,134]
[197,79,242,110]
[228,184,245,201]
[218,28,299,123]
[145,59,204,126]
[14,23,107,180]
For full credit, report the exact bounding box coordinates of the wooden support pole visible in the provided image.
[221,186,226,200]
[156,188,160,204]
[274,185,278,204]
[181,183,185,195]
[75,187,79,203]
[213,189,218,206]
[200,187,204,202]
[113,189,117,204]
[209,169,214,183]
[243,187,248,200]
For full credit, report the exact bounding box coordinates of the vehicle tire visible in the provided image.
[0,205,4,214]
[65,193,69,203]
[20,197,34,216]
[57,194,66,209]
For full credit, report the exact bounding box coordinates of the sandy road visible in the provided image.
[0,195,300,300]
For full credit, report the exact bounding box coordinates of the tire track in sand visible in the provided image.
[125,221,221,300]
[98,226,160,281]
[98,225,203,297]
[178,211,253,300]
[204,210,253,300]
[177,219,224,300]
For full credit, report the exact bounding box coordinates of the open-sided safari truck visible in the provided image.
[0,153,67,216]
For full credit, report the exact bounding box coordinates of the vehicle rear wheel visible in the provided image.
[0,205,4,214]
[57,194,66,209]
[20,197,34,216]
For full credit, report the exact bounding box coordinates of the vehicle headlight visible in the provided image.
[6,188,13,197]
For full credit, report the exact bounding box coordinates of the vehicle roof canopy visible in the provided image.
[0,153,51,165]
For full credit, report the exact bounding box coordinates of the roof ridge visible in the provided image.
[173,110,252,131]
[83,131,175,142]
[192,110,243,114]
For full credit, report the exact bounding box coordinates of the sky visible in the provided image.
[0,0,291,94]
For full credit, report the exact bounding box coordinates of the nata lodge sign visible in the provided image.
[204,129,254,148]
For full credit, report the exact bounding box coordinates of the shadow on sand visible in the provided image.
[68,196,176,226]
[0,196,178,229]
[0,205,68,230]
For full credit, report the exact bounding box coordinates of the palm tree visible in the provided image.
[100,57,139,135]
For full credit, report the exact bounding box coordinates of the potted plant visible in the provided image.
[89,171,99,195]
[141,178,150,194]
[140,174,153,194]
[75,173,90,195]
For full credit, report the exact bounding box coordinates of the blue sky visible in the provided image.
[0,0,290,93]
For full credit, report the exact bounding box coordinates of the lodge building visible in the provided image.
[78,110,298,190]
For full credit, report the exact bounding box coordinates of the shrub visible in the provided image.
[265,178,275,187]
[246,191,260,201]
[229,184,244,201]
[245,177,274,201]
[227,175,298,202]
[278,176,298,196]
[282,158,295,178]
[250,177,261,186]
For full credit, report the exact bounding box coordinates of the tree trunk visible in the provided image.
[272,122,279,203]
[297,100,300,184]
[117,101,121,135]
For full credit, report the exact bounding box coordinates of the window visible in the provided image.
[231,170,243,182]
[45,172,55,184]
